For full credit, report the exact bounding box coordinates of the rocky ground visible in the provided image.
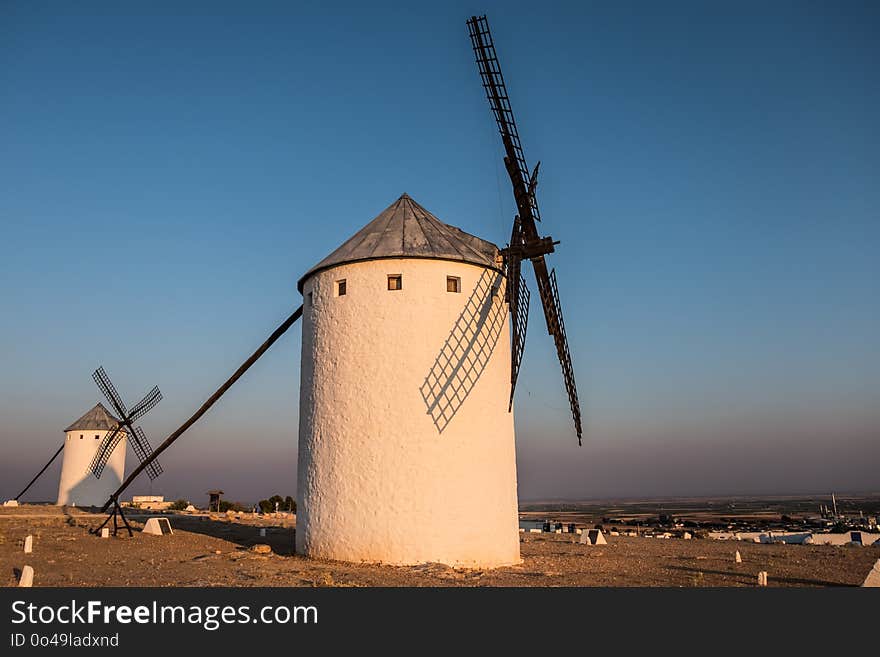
[2,506,877,587]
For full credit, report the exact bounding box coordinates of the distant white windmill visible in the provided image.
[56,403,127,507]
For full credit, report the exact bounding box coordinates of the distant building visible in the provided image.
[129,495,170,510]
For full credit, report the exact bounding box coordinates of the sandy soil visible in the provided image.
[1,506,877,587]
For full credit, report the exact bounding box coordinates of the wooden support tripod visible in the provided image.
[90,496,134,537]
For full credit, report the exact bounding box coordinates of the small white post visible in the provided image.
[101,528,110,539]
[23,535,33,554]
[758,571,768,587]
[735,550,742,563]
[19,565,34,587]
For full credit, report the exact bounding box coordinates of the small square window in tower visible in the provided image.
[387,275,402,291]
[336,279,347,296]
[447,276,461,293]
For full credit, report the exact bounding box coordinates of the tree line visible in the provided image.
[168,495,296,514]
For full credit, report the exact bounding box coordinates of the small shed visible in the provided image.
[206,490,224,512]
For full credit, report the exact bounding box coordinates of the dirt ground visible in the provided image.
[2,506,877,587]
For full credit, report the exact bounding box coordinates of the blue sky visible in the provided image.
[1,1,878,504]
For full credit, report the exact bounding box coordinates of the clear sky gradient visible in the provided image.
[1,1,877,505]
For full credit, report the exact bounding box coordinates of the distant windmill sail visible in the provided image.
[89,366,164,480]
[130,426,163,480]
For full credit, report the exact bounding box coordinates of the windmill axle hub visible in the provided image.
[501,236,556,261]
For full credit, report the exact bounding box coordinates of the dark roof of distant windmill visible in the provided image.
[297,193,500,291]
[63,402,121,432]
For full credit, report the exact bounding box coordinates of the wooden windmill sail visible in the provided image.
[467,14,584,444]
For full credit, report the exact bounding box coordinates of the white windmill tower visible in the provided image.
[57,403,127,507]
[296,193,522,567]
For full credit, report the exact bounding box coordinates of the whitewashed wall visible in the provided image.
[56,430,126,507]
[296,257,520,568]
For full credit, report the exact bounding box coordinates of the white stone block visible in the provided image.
[683,532,692,540]
[529,529,541,534]
[4,499,19,507]
[19,565,34,587]
[862,559,880,587]
[142,517,173,536]
[735,550,742,563]
[101,528,110,539]
[24,535,33,554]
[758,571,768,587]
[185,505,197,512]
[580,529,607,546]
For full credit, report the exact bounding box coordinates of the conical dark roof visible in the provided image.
[297,193,500,291]
[63,402,121,432]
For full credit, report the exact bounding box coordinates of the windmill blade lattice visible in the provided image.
[130,426,163,480]
[127,386,162,423]
[547,270,582,441]
[467,15,541,223]
[89,425,125,479]
[93,366,127,417]
[508,270,529,410]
